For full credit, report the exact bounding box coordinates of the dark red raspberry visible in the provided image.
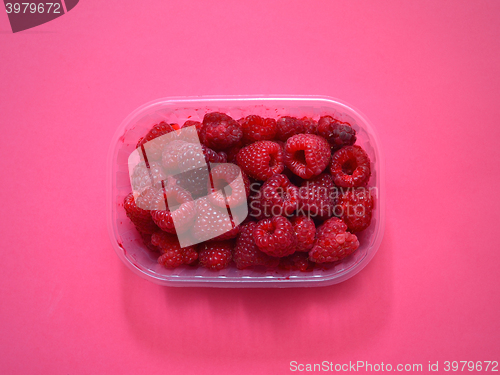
[131,161,166,192]
[284,134,331,179]
[198,241,233,270]
[175,168,210,199]
[212,226,240,241]
[240,115,277,144]
[317,116,356,150]
[192,197,241,243]
[208,163,250,208]
[123,188,159,234]
[182,120,204,140]
[233,222,280,269]
[330,145,371,187]
[309,217,359,263]
[257,174,299,218]
[139,232,160,252]
[202,144,227,164]
[152,232,198,268]
[290,215,316,252]
[337,188,374,233]
[279,252,315,272]
[298,173,336,220]
[151,185,195,234]
[275,116,305,141]
[137,121,177,160]
[301,117,317,134]
[236,141,284,181]
[226,144,243,163]
[201,112,242,151]
[254,216,297,257]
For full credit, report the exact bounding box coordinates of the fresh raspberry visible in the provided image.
[137,121,176,160]
[317,116,356,150]
[152,232,198,268]
[198,241,233,270]
[201,112,242,151]
[151,185,195,234]
[139,232,160,252]
[233,222,280,269]
[212,226,240,241]
[182,120,204,140]
[279,252,315,272]
[177,143,207,171]
[301,117,317,134]
[257,174,299,218]
[175,168,210,199]
[284,134,331,179]
[192,197,240,243]
[309,217,359,263]
[226,144,243,163]
[131,161,166,192]
[202,145,227,164]
[275,116,305,141]
[330,145,371,187]
[254,216,297,257]
[208,163,250,208]
[123,188,159,234]
[298,173,336,220]
[162,140,189,175]
[337,188,374,232]
[240,115,278,144]
[236,141,284,181]
[290,215,316,252]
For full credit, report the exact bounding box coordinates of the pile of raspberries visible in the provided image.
[123,112,375,272]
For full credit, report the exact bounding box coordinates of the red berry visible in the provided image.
[279,252,315,272]
[198,241,233,270]
[182,120,204,140]
[236,141,284,181]
[284,134,331,179]
[233,222,280,269]
[140,232,160,252]
[131,161,166,192]
[208,163,250,208]
[330,145,371,187]
[317,116,356,150]
[137,121,177,160]
[151,185,196,234]
[201,112,242,151]
[301,117,317,134]
[192,197,240,243]
[298,173,336,220]
[337,188,374,232]
[254,216,297,257]
[162,140,189,175]
[256,174,299,218]
[309,217,359,263]
[152,232,198,268]
[123,189,159,234]
[290,215,316,252]
[240,115,277,144]
[275,116,305,141]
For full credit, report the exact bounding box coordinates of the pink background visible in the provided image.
[1,1,499,374]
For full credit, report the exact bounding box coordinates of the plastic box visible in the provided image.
[107,96,385,287]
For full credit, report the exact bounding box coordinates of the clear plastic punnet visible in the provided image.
[107,96,385,287]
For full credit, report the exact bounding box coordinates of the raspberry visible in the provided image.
[201,112,242,151]
[140,232,160,252]
[152,232,198,268]
[177,143,208,171]
[279,252,315,272]
[182,120,204,140]
[290,215,316,252]
[208,163,250,208]
[317,116,356,150]
[236,141,284,181]
[151,185,196,234]
[257,174,299,218]
[212,226,240,241]
[275,116,305,141]
[162,140,189,175]
[330,145,371,187]
[284,134,331,179]
[123,189,159,234]
[337,188,374,232]
[301,117,317,134]
[254,216,297,257]
[137,121,176,160]
[226,144,243,163]
[309,217,359,263]
[298,173,336,220]
[240,115,277,144]
[198,241,233,270]
[175,168,210,199]
[192,197,240,243]
[233,222,280,269]
[131,161,166,192]
[202,144,227,164]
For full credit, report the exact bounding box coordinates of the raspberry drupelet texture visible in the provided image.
[233,222,280,269]
[201,112,243,151]
[301,117,318,134]
[275,116,305,141]
[161,140,189,175]
[330,145,371,187]
[140,232,160,252]
[279,252,315,272]
[240,115,278,144]
[123,188,159,234]
[337,188,374,233]
[309,217,359,263]
[150,185,196,234]
[284,134,331,179]
[257,174,299,218]
[152,232,198,268]
[131,161,166,192]
[290,215,316,252]
[198,241,233,270]
[236,140,284,181]
[317,116,357,150]
[137,121,177,161]
[208,163,250,208]
[254,216,297,257]
[192,197,240,242]
[298,173,336,220]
